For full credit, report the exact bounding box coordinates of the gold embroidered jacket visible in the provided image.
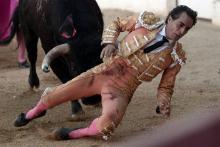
[101,12,187,115]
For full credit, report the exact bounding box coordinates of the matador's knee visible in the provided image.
[40,87,56,107]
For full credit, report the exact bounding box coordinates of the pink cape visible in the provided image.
[0,0,18,40]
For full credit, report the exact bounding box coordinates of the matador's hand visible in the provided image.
[156,100,171,118]
[100,44,117,59]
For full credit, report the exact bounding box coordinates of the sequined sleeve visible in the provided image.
[101,16,137,45]
[156,63,181,116]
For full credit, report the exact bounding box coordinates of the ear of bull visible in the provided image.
[42,43,70,73]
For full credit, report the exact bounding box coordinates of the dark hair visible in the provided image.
[165,5,198,26]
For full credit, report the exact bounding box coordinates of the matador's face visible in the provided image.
[165,12,194,42]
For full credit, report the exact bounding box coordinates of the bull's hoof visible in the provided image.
[71,100,83,113]
[71,110,85,121]
[28,74,40,89]
[14,110,47,127]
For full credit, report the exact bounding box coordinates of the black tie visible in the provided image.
[144,36,168,53]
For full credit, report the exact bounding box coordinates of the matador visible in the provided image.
[14,5,197,141]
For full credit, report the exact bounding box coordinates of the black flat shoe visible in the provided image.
[53,127,78,140]
[14,110,47,127]
[18,60,30,68]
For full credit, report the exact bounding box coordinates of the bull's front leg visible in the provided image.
[25,30,39,89]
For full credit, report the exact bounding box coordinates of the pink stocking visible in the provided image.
[25,101,48,120]
[68,118,100,139]
[17,32,26,63]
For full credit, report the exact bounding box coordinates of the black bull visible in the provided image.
[1,0,104,116]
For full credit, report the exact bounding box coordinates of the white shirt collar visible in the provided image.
[159,25,174,43]
[159,25,166,37]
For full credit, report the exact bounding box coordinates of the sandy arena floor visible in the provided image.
[0,9,220,147]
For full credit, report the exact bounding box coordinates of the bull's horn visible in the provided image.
[42,43,70,73]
